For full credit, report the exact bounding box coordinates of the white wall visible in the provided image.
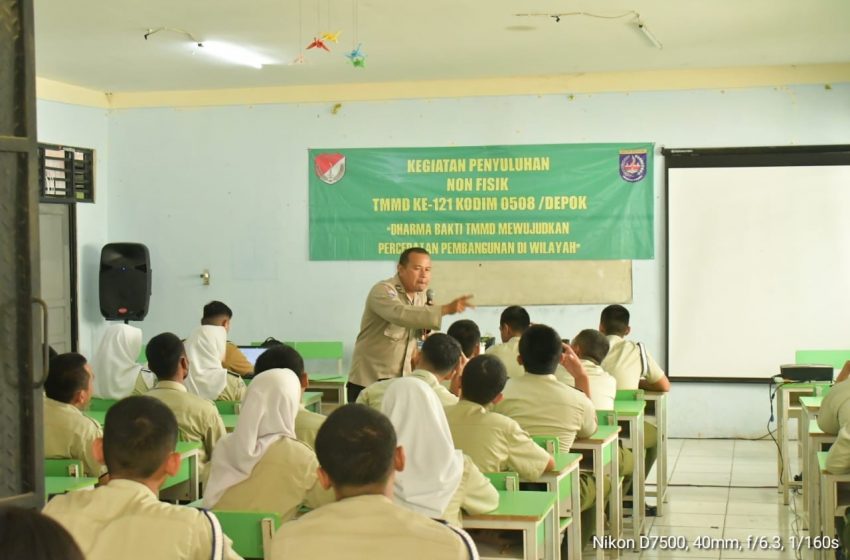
[36,100,110,357]
[42,83,850,437]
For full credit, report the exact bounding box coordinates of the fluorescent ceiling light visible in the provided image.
[198,41,272,69]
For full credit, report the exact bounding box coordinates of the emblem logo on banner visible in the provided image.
[619,149,648,183]
[315,153,347,184]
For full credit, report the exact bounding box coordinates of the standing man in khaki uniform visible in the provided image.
[347,247,473,402]
[43,396,241,560]
[43,353,103,478]
[145,332,227,483]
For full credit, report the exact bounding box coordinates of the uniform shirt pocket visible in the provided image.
[383,324,406,341]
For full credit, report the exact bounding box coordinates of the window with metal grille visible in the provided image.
[38,143,94,203]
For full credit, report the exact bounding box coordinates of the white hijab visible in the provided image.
[184,325,228,400]
[382,376,464,519]
[91,323,144,398]
[203,368,301,507]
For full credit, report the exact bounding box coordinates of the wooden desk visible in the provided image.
[775,380,830,504]
[614,399,646,546]
[221,414,237,432]
[800,396,824,529]
[161,441,202,501]
[307,373,347,412]
[44,476,97,503]
[526,452,582,560]
[463,490,559,560]
[303,391,323,413]
[817,451,850,560]
[807,422,836,538]
[642,391,668,517]
[571,425,621,560]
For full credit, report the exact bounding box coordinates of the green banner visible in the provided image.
[309,143,654,260]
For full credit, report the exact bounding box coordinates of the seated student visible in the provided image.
[43,352,103,478]
[485,305,532,379]
[0,506,84,560]
[201,301,254,377]
[184,324,246,402]
[144,332,226,483]
[818,361,850,435]
[493,324,597,453]
[91,323,154,398]
[203,368,333,520]
[445,355,555,480]
[382,377,498,527]
[598,304,669,479]
[270,404,478,560]
[43,396,241,560]
[254,344,325,450]
[447,319,482,359]
[570,329,617,410]
[357,333,463,411]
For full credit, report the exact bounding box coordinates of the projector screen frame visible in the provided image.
[662,144,850,384]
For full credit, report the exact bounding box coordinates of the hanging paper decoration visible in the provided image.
[346,43,366,67]
[307,37,330,51]
[321,31,341,43]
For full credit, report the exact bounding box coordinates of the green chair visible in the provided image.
[596,409,617,426]
[615,389,645,401]
[89,398,118,412]
[532,435,561,457]
[45,459,83,478]
[137,346,147,364]
[215,401,241,415]
[796,350,850,370]
[214,511,282,559]
[484,471,520,492]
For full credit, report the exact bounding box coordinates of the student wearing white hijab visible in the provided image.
[184,324,245,401]
[382,377,498,526]
[203,368,333,520]
[91,323,154,399]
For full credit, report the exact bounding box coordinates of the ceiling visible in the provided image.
[33,0,850,93]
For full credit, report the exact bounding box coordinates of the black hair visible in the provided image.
[420,333,462,376]
[600,304,630,336]
[201,301,233,324]
[315,404,396,488]
[103,396,177,479]
[461,355,507,406]
[446,319,481,358]
[572,329,610,365]
[145,333,186,381]
[398,247,429,266]
[518,324,563,375]
[44,353,90,404]
[0,507,84,560]
[500,305,531,333]
[254,345,305,377]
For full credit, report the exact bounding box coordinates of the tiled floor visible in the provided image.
[606,438,817,560]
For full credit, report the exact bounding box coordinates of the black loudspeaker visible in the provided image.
[99,243,152,321]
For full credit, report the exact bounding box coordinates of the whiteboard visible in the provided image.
[429,260,632,306]
[668,164,850,379]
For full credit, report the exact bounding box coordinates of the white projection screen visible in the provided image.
[666,146,850,381]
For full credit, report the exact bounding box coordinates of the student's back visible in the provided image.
[819,369,850,434]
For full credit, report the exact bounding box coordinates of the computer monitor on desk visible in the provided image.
[238,346,266,367]
[779,364,833,382]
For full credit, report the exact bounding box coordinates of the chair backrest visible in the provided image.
[214,400,241,415]
[213,510,282,559]
[596,410,617,426]
[44,459,83,477]
[484,471,519,492]
[531,435,560,457]
[615,389,645,401]
[89,398,118,412]
[796,350,850,370]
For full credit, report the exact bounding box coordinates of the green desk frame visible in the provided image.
[613,399,646,549]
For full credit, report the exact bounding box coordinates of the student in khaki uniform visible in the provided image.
[383,377,498,527]
[445,355,554,480]
[447,319,483,359]
[598,304,669,478]
[357,333,463,411]
[571,329,617,411]
[200,300,254,376]
[184,324,246,402]
[486,306,572,382]
[818,361,850,435]
[347,247,474,402]
[203,368,333,520]
[90,323,155,398]
[253,343,326,450]
[43,396,241,560]
[270,404,478,559]
[144,332,226,482]
[43,352,103,478]
[493,324,605,547]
